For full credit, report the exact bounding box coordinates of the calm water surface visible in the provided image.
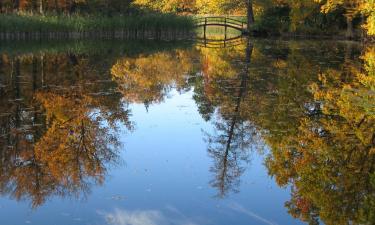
[0,39,374,225]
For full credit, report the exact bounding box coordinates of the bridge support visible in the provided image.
[203,17,207,40]
[224,18,227,41]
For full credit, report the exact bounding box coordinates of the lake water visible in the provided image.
[0,38,374,225]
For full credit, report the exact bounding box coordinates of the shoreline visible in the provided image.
[0,30,195,40]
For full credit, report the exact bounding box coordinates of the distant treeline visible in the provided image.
[132,0,374,39]
[0,0,134,14]
[134,0,374,39]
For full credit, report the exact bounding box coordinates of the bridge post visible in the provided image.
[224,17,227,41]
[204,17,207,39]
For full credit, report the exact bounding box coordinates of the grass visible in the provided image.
[0,12,195,34]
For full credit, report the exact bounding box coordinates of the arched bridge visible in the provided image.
[194,17,248,35]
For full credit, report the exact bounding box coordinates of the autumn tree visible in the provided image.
[316,0,363,38]
[133,0,196,13]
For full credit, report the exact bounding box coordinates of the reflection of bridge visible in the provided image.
[196,35,245,49]
[194,17,248,36]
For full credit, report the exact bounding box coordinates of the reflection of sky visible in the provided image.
[0,90,302,225]
[100,208,199,225]
[100,204,280,225]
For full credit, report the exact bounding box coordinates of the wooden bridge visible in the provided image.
[194,17,248,36]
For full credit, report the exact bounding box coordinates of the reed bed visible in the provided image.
[0,13,195,40]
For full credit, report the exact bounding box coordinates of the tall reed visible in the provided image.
[0,12,195,40]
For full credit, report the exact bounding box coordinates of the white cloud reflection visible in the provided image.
[100,208,198,225]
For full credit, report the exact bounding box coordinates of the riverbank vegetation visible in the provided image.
[0,0,195,40]
[0,0,374,40]
[135,0,374,39]
[0,13,194,40]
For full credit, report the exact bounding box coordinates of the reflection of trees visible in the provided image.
[0,53,131,208]
[262,45,375,225]
[195,40,374,223]
[2,41,373,225]
[110,41,262,198]
[197,39,262,197]
[111,50,197,107]
[206,117,257,197]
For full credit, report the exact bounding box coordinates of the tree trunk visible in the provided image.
[69,1,77,14]
[54,0,59,13]
[32,56,37,91]
[40,54,45,87]
[346,17,354,39]
[14,58,20,99]
[39,0,43,14]
[247,0,254,33]
[13,0,20,12]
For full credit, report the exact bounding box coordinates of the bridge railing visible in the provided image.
[194,16,247,30]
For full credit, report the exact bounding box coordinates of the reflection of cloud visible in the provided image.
[102,209,164,225]
[228,203,278,225]
[100,208,198,225]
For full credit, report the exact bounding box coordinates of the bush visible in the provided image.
[252,6,290,35]
[252,5,350,36]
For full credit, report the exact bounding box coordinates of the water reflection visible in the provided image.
[264,45,375,225]
[199,41,262,197]
[0,52,131,207]
[0,39,374,225]
[101,208,199,225]
[193,40,374,224]
[111,49,197,106]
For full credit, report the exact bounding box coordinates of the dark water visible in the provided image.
[0,38,374,225]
